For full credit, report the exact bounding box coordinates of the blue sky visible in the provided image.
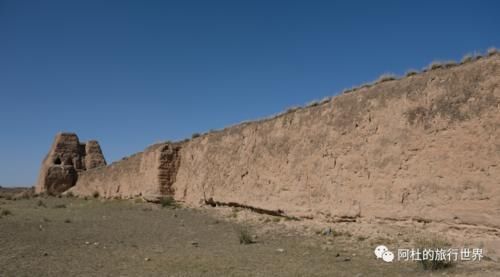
[1,0,499,186]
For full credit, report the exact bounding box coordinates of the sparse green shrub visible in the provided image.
[191,133,201,139]
[461,54,474,64]
[320,97,331,104]
[53,204,66,209]
[376,74,397,83]
[443,60,457,68]
[342,88,353,94]
[415,235,453,271]
[237,227,255,244]
[37,200,46,208]
[65,191,74,198]
[405,70,418,77]
[64,219,72,223]
[92,191,99,198]
[428,61,444,70]
[307,100,319,107]
[159,196,178,208]
[286,106,299,113]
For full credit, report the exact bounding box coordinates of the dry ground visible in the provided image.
[0,191,498,276]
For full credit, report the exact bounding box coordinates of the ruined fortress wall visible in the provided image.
[172,55,500,229]
[69,143,182,199]
[64,55,500,230]
[69,144,162,198]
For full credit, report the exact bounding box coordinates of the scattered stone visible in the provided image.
[94,242,99,246]
[344,257,351,262]
[190,241,199,247]
[144,257,151,261]
[42,252,48,256]
[85,241,90,245]
[276,248,285,253]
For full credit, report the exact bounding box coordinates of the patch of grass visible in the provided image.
[460,53,482,64]
[415,235,453,271]
[306,100,319,107]
[428,61,444,70]
[92,191,100,198]
[405,70,418,77]
[376,73,397,83]
[65,191,74,198]
[342,88,354,94]
[37,200,47,208]
[237,227,255,245]
[443,60,457,68]
[134,197,145,203]
[1,209,12,216]
[357,236,367,241]
[332,230,352,237]
[53,204,67,209]
[320,97,331,104]
[159,196,179,208]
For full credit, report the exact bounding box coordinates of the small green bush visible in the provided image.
[191,133,201,139]
[159,196,179,208]
[92,191,100,198]
[443,60,457,68]
[307,100,319,107]
[376,74,397,83]
[237,227,255,244]
[37,200,46,208]
[428,61,444,70]
[405,70,418,77]
[487,47,498,56]
[53,204,66,209]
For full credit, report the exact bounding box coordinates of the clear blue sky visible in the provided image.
[1,0,499,186]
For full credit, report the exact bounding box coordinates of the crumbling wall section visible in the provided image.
[69,142,182,199]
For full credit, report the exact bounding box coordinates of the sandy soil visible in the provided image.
[0,193,498,276]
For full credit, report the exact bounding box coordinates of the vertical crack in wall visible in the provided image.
[157,143,182,195]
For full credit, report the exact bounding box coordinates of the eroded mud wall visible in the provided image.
[173,56,500,230]
[70,143,181,198]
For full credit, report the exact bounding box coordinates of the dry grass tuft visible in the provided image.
[237,227,255,244]
[376,73,397,83]
[405,70,418,77]
[487,47,498,56]
[415,235,454,271]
